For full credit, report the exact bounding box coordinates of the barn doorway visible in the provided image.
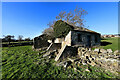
[87,35,91,47]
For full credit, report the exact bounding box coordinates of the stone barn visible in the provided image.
[54,29,101,61]
[33,34,54,49]
[64,30,101,48]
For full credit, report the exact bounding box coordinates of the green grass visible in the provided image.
[2,41,33,44]
[100,37,120,51]
[2,46,120,79]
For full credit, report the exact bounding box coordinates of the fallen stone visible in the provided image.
[89,61,96,66]
[68,58,74,63]
[114,50,120,54]
[100,49,107,54]
[92,51,99,55]
[37,53,40,55]
[81,47,86,52]
[112,61,119,68]
[43,52,51,57]
[41,51,47,54]
[94,48,100,53]
[48,55,51,59]
[82,60,87,65]
[107,49,113,53]
[56,61,67,66]
[88,48,92,51]
[74,58,81,62]
[85,69,90,72]
[74,68,77,72]
[64,62,68,68]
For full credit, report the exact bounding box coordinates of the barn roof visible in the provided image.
[73,28,101,35]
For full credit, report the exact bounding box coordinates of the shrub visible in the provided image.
[53,20,74,38]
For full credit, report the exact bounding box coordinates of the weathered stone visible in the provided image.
[74,58,81,62]
[94,48,100,52]
[78,47,82,56]
[88,48,92,51]
[43,50,57,58]
[68,58,74,63]
[112,61,118,68]
[32,45,34,49]
[41,50,47,54]
[85,69,90,72]
[89,61,96,66]
[43,52,51,57]
[107,49,113,53]
[82,60,87,65]
[33,34,52,49]
[114,50,120,54]
[63,62,68,68]
[56,61,66,66]
[74,68,77,72]
[100,49,107,54]
[92,51,99,55]
[81,47,86,52]
[48,55,51,59]
[48,40,52,43]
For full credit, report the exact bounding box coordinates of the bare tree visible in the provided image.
[65,11,73,23]
[71,7,88,27]
[47,20,56,28]
[56,11,66,20]
[42,27,55,38]
[55,6,88,28]
[18,35,23,43]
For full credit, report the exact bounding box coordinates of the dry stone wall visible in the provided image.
[77,47,120,73]
[71,31,101,47]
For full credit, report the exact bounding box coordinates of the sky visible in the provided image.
[2,2,118,39]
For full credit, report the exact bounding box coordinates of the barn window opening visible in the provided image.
[78,34,82,42]
[95,35,98,43]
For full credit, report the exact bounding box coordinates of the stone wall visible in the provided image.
[33,34,50,49]
[59,46,78,61]
[77,47,120,73]
[65,31,71,46]
[71,31,101,47]
[47,43,61,51]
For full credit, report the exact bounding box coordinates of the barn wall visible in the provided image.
[33,36,49,49]
[71,31,100,47]
[65,31,71,46]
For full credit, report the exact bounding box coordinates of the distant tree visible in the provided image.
[4,35,14,44]
[25,37,31,41]
[18,35,23,43]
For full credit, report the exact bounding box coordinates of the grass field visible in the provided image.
[2,41,33,44]
[2,46,120,79]
[100,37,120,51]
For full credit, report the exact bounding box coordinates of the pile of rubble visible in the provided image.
[40,47,120,74]
[77,48,120,73]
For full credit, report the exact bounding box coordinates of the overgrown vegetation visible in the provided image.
[54,20,74,38]
[42,6,88,38]
[2,46,120,79]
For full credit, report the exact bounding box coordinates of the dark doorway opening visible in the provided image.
[87,35,91,47]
